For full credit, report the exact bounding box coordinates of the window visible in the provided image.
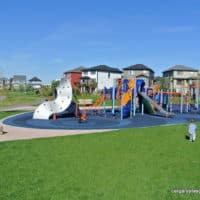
[177,71,183,75]
[176,80,182,85]
[83,71,88,75]
[91,71,96,75]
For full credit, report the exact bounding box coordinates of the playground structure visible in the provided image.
[151,86,200,113]
[33,78,72,119]
[33,77,175,121]
[118,79,173,118]
[3,77,200,132]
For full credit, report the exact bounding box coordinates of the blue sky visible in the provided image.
[0,0,200,83]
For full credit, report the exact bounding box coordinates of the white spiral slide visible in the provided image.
[33,78,72,120]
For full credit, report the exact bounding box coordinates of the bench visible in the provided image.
[78,99,93,106]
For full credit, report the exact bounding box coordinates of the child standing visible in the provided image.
[188,119,197,142]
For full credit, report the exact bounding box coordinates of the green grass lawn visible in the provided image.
[0,111,26,120]
[0,90,118,108]
[0,91,44,108]
[0,124,200,200]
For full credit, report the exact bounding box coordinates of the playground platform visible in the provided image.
[1,111,200,142]
[3,111,200,130]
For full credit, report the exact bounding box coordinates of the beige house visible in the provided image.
[11,75,27,89]
[162,65,199,92]
[123,64,154,87]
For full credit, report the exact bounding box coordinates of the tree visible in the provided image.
[51,80,60,90]
[50,80,60,97]
[88,79,97,93]
[73,82,81,96]
[19,84,26,92]
[25,84,34,93]
[40,85,51,97]
[154,76,170,91]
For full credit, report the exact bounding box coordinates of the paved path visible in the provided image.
[0,105,116,142]
[0,105,36,111]
[0,122,114,142]
[1,105,199,143]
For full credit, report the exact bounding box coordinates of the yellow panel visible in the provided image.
[128,79,135,89]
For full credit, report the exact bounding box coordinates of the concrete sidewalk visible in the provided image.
[0,105,36,111]
[0,104,115,142]
[0,123,113,142]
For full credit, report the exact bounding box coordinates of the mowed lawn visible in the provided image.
[0,124,200,200]
[0,111,25,119]
[0,91,44,108]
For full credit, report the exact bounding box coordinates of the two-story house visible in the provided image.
[82,65,122,90]
[11,75,26,89]
[162,65,199,92]
[123,64,154,87]
[63,66,85,88]
[29,76,42,90]
[0,77,10,90]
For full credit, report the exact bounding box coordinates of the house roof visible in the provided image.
[123,64,154,73]
[64,66,85,74]
[29,76,42,82]
[0,77,9,81]
[12,75,26,81]
[82,65,122,73]
[163,65,198,73]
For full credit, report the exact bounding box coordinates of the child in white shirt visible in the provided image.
[188,119,197,142]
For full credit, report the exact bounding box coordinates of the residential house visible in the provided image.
[0,77,10,90]
[82,65,122,90]
[63,66,85,88]
[29,76,42,90]
[123,64,154,87]
[162,65,199,92]
[11,75,26,89]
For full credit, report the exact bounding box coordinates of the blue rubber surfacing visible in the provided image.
[3,112,200,130]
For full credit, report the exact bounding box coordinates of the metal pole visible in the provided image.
[141,102,144,115]
[160,90,163,106]
[186,93,189,112]
[166,90,169,112]
[103,87,106,114]
[120,81,123,120]
[112,81,116,115]
[195,88,198,109]
[180,88,183,113]
[130,82,133,119]
[170,83,173,112]
[196,88,199,110]
[133,80,137,116]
